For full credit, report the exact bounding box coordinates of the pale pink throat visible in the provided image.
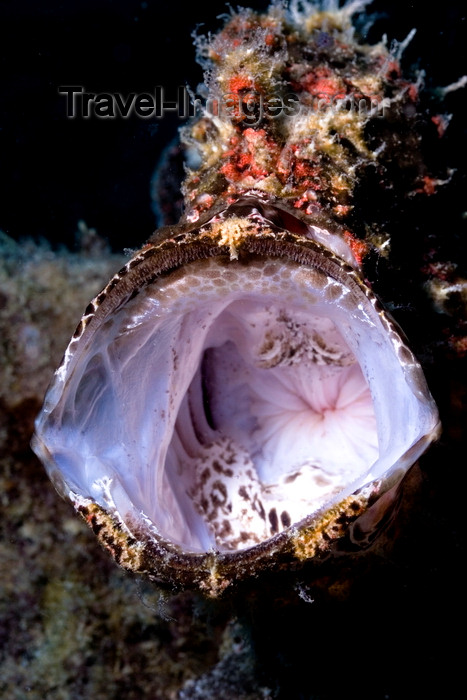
[32,249,439,554]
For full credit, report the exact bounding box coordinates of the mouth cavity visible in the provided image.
[173,289,377,552]
[34,228,438,555]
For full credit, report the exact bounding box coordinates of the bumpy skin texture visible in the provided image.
[180,2,432,264]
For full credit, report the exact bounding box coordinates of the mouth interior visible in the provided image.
[168,299,378,552]
[52,255,392,553]
[150,256,383,552]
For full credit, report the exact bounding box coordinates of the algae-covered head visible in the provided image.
[32,0,440,595]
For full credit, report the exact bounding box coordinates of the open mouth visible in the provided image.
[33,218,439,556]
[159,258,378,552]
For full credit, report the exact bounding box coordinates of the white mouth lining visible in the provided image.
[33,255,438,553]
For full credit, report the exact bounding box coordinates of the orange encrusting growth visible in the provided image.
[181,3,435,268]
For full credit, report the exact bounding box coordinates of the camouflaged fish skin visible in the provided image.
[32,1,440,596]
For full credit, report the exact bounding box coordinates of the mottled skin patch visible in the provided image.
[76,501,146,572]
[180,2,431,250]
[189,437,271,551]
[290,494,369,560]
[256,314,352,368]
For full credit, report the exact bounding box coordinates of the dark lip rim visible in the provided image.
[73,483,374,594]
[80,227,365,342]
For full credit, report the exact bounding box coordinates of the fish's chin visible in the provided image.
[32,229,439,559]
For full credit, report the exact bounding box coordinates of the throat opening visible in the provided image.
[165,293,378,553]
